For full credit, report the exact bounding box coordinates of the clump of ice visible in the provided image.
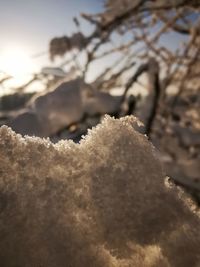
[0,115,199,267]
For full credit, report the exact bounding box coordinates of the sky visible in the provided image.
[0,0,103,69]
[0,1,195,69]
[0,1,194,94]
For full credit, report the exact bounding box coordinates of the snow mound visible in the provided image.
[8,79,121,137]
[0,115,199,267]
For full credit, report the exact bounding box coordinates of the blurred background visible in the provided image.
[0,0,200,202]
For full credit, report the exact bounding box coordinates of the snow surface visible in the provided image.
[0,115,199,267]
[7,78,121,137]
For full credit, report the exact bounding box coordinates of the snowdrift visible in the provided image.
[7,79,121,137]
[0,115,199,267]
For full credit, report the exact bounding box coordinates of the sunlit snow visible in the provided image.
[0,115,199,267]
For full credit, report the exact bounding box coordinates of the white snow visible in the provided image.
[0,115,199,267]
[8,79,122,137]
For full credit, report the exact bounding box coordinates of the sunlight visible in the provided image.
[0,47,37,78]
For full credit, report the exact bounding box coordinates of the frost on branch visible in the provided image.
[49,32,88,60]
[0,116,199,267]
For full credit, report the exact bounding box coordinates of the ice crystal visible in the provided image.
[0,116,199,267]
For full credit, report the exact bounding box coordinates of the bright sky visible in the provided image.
[0,1,193,95]
[0,0,103,76]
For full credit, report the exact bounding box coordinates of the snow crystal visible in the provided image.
[0,115,199,267]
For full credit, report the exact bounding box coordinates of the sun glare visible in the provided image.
[0,47,37,78]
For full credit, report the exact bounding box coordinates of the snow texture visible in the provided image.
[0,115,199,267]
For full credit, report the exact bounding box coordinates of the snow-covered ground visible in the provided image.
[0,116,199,266]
